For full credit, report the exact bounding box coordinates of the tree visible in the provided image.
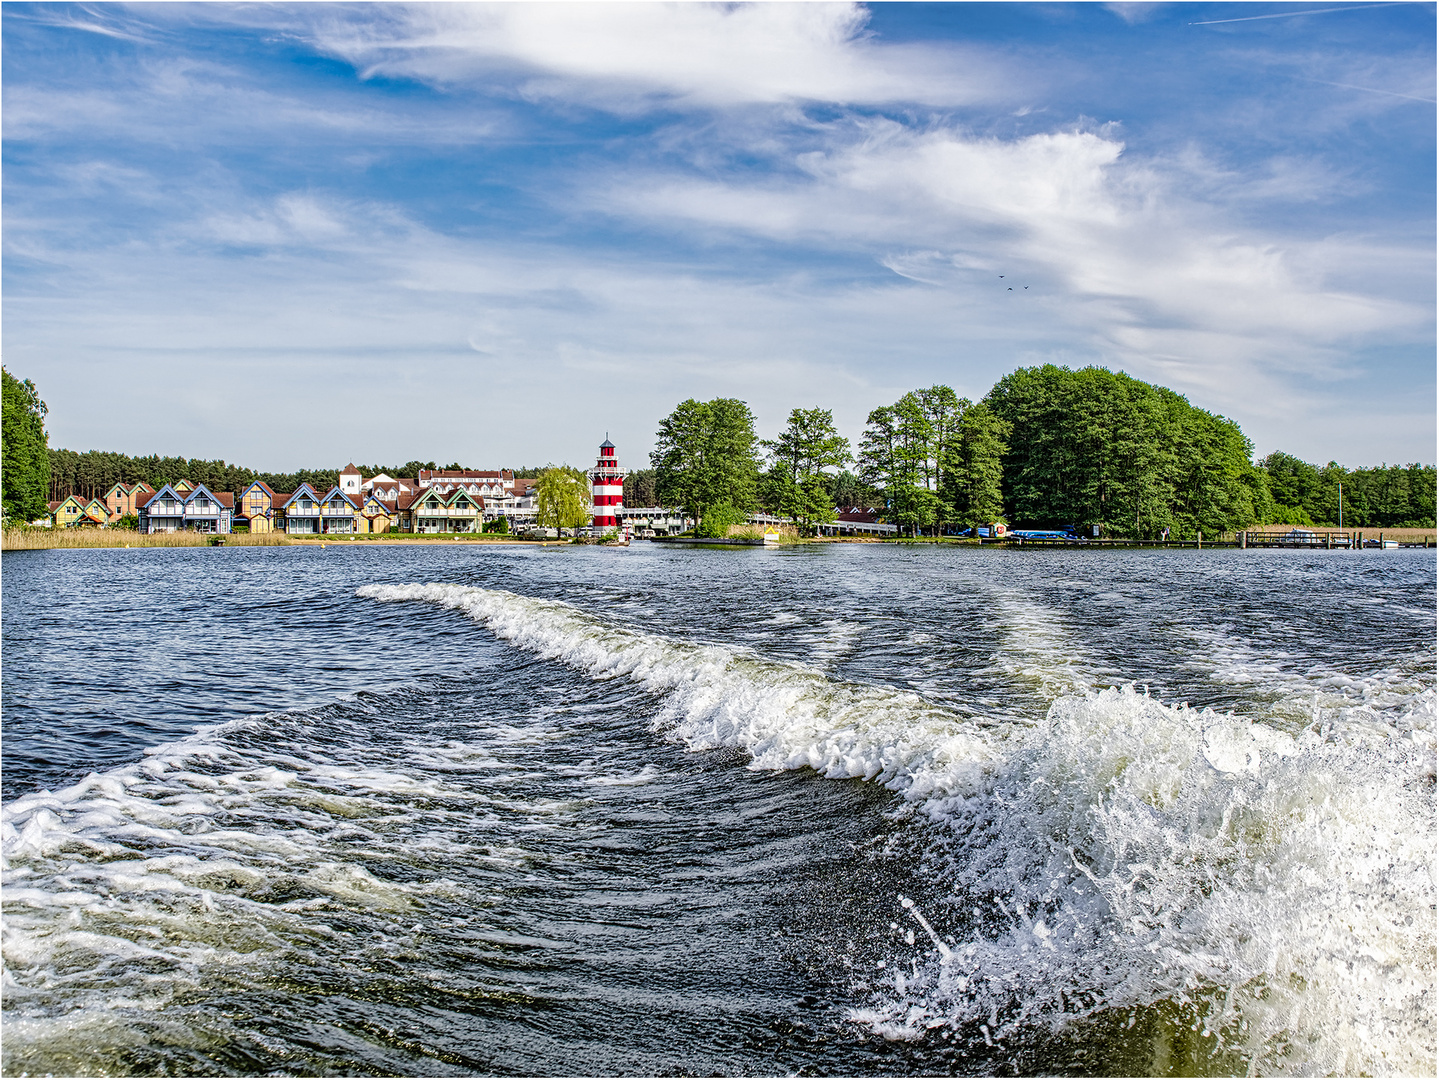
[828,469,880,510]
[623,468,657,508]
[535,466,592,530]
[857,391,958,536]
[651,398,760,529]
[2,368,51,523]
[761,407,850,534]
[943,401,1010,532]
[986,364,1265,538]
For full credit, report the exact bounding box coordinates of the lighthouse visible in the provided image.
[590,436,624,535]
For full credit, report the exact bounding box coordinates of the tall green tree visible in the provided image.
[651,398,760,528]
[760,407,850,534]
[623,468,657,508]
[942,401,1010,532]
[827,469,880,510]
[857,402,932,535]
[534,466,592,530]
[986,364,1265,538]
[857,387,971,535]
[2,368,52,523]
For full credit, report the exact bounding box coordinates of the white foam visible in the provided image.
[357,582,1437,1076]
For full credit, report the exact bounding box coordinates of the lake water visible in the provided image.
[2,542,1434,1076]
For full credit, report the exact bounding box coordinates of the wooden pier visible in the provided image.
[995,530,1434,550]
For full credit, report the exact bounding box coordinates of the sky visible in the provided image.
[3,1,1434,473]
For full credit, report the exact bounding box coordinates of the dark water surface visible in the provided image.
[2,543,1434,1075]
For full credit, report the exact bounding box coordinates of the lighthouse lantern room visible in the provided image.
[590,437,624,535]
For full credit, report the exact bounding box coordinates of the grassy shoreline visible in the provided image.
[2,528,289,550]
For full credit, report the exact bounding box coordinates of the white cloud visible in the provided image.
[306,1,1012,110]
[579,117,1430,422]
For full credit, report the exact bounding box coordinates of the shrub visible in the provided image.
[696,503,745,538]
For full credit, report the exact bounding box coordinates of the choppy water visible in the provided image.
[2,543,1434,1076]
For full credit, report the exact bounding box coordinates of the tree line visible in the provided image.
[648,366,1436,538]
[1259,452,1435,529]
[5,364,1434,533]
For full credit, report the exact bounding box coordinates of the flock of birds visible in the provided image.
[999,276,1030,291]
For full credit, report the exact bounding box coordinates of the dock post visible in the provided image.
[1239,531,1246,549]
[1196,530,1202,549]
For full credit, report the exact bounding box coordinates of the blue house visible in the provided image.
[137,483,233,534]
[281,484,358,535]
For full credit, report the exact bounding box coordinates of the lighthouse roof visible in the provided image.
[600,439,615,449]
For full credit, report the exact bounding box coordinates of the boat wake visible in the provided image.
[357,582,1436,1076]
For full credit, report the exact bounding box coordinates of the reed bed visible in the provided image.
[725,523,810,544]
[2,528,290,550]
[1248,525,1436,543]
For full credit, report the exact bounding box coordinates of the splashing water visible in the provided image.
[356,582,1436,1077]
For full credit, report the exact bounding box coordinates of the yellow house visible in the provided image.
[236,481,278,533]
[357,492,394,534]
[48,495,107,527]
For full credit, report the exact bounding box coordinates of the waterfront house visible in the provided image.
[103,481,155,523]
[235,481,279,533]
[137,483,233,533]
[317,486,359,533]
[280,484,359,534]
[278,484,321,534]
[181,484,233,533]
[47,495,107,528]
[358,492,396,533]
[137,485,185,532]
[409,486,484,533]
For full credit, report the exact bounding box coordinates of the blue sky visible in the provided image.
[3,1,1434,472]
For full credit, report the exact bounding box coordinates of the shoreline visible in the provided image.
[5,528,1434,552]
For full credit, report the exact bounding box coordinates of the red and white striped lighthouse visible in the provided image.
[590,436,623,533]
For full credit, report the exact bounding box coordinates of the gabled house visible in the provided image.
[137,483,233,533]
[82,496,110,525]
[137,485,186,532]
[235,481,279,533]
[48,495,107,528]
[103,481,155,523]
[181,484,233,533]
[278,484,322,534]
[280,484,358,534]
[317,486,359,534]
[358,491,396,534]
[408,486,484,533]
